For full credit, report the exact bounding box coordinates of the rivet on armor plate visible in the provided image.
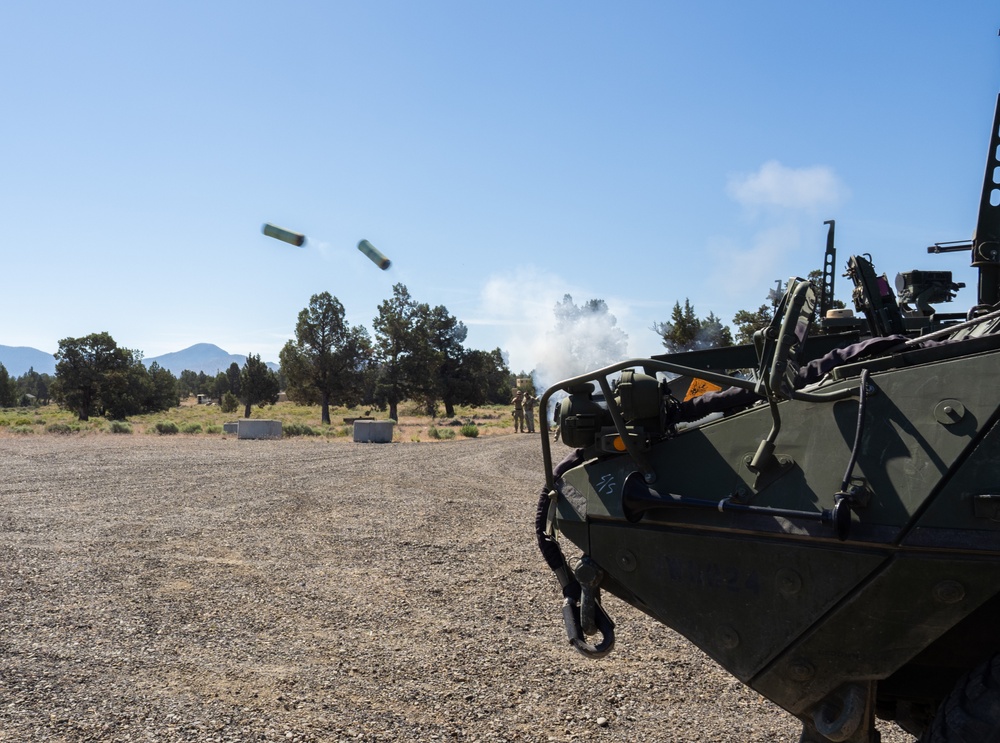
[932,579,965,604]
[717,626,740,650]
[616,550,637,573]
[933,399,966,425]
[776,568,803,596]
[789,660,816,682]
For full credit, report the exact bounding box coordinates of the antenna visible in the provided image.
[820,220,837,317]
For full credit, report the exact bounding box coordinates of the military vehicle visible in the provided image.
[535,87,1000,742]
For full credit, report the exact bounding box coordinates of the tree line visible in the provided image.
[2,275,829,421]
[653,270,841,353]
[280,284,510,424]
[1,283,513,423]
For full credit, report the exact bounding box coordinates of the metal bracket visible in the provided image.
[743,451,795,491]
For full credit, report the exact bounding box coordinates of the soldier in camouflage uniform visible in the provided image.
[511,390,525,433]
[523,392,538,433]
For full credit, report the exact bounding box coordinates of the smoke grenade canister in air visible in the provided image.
[358,239,391,270]
[262,223,306,247]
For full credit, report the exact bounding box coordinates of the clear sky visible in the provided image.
[3,2,998,377]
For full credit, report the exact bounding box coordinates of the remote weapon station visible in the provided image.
[536,86,1000,742]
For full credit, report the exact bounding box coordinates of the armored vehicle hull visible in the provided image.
[536,93,1000,742]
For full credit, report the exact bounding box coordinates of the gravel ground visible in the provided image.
[0,434,914,742]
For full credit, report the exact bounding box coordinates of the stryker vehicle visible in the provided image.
[535,89,1000,742]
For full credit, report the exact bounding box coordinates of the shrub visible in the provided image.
[181,423,202,434]
[11,425,34,435]
[220,392,239,414]
[205,425,223,434]
[154,421,179,435]
[283,423,318,437]
[459,424,479,438]
[13,417,33,426]
[428,426,455,440]
[108,421,133,434]
[45,422,77,434]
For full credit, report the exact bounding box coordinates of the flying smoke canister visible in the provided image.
[262,223,306,247]
[358,239,391,270]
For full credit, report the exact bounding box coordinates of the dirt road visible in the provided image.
[0,434,910,741]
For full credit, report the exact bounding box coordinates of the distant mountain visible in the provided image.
[0,346,56,377]
[144,344,280,376]
[0,343,278,379]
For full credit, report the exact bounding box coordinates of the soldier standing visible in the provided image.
[523,392,538,433]
[511,390,525,433]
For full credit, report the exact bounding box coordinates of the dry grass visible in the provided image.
[0,399,534,443]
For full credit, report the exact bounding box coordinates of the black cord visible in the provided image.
[840,368,870,494]
[535,448,586,601]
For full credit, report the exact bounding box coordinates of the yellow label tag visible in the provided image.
[684,378,723,401]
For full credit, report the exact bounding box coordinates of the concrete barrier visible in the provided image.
[353,420,394,443]
[237,420,282,440]
[223,422,239,434]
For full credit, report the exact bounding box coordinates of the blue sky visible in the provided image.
[3,2,998,377]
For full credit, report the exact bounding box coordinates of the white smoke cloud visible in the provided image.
[727,160,849,212]
[533,294,629,392]
[474,270,562,374]
[471,269,635,392]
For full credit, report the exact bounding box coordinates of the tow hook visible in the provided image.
[563,557,616,658]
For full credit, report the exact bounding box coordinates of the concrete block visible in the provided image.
[353,420,394,443]
[237,420,282,440]
[223,422,239,434]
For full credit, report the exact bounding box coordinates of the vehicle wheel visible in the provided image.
[920,655,1000,742]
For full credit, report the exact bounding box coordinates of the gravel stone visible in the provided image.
[0,435,913,741]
